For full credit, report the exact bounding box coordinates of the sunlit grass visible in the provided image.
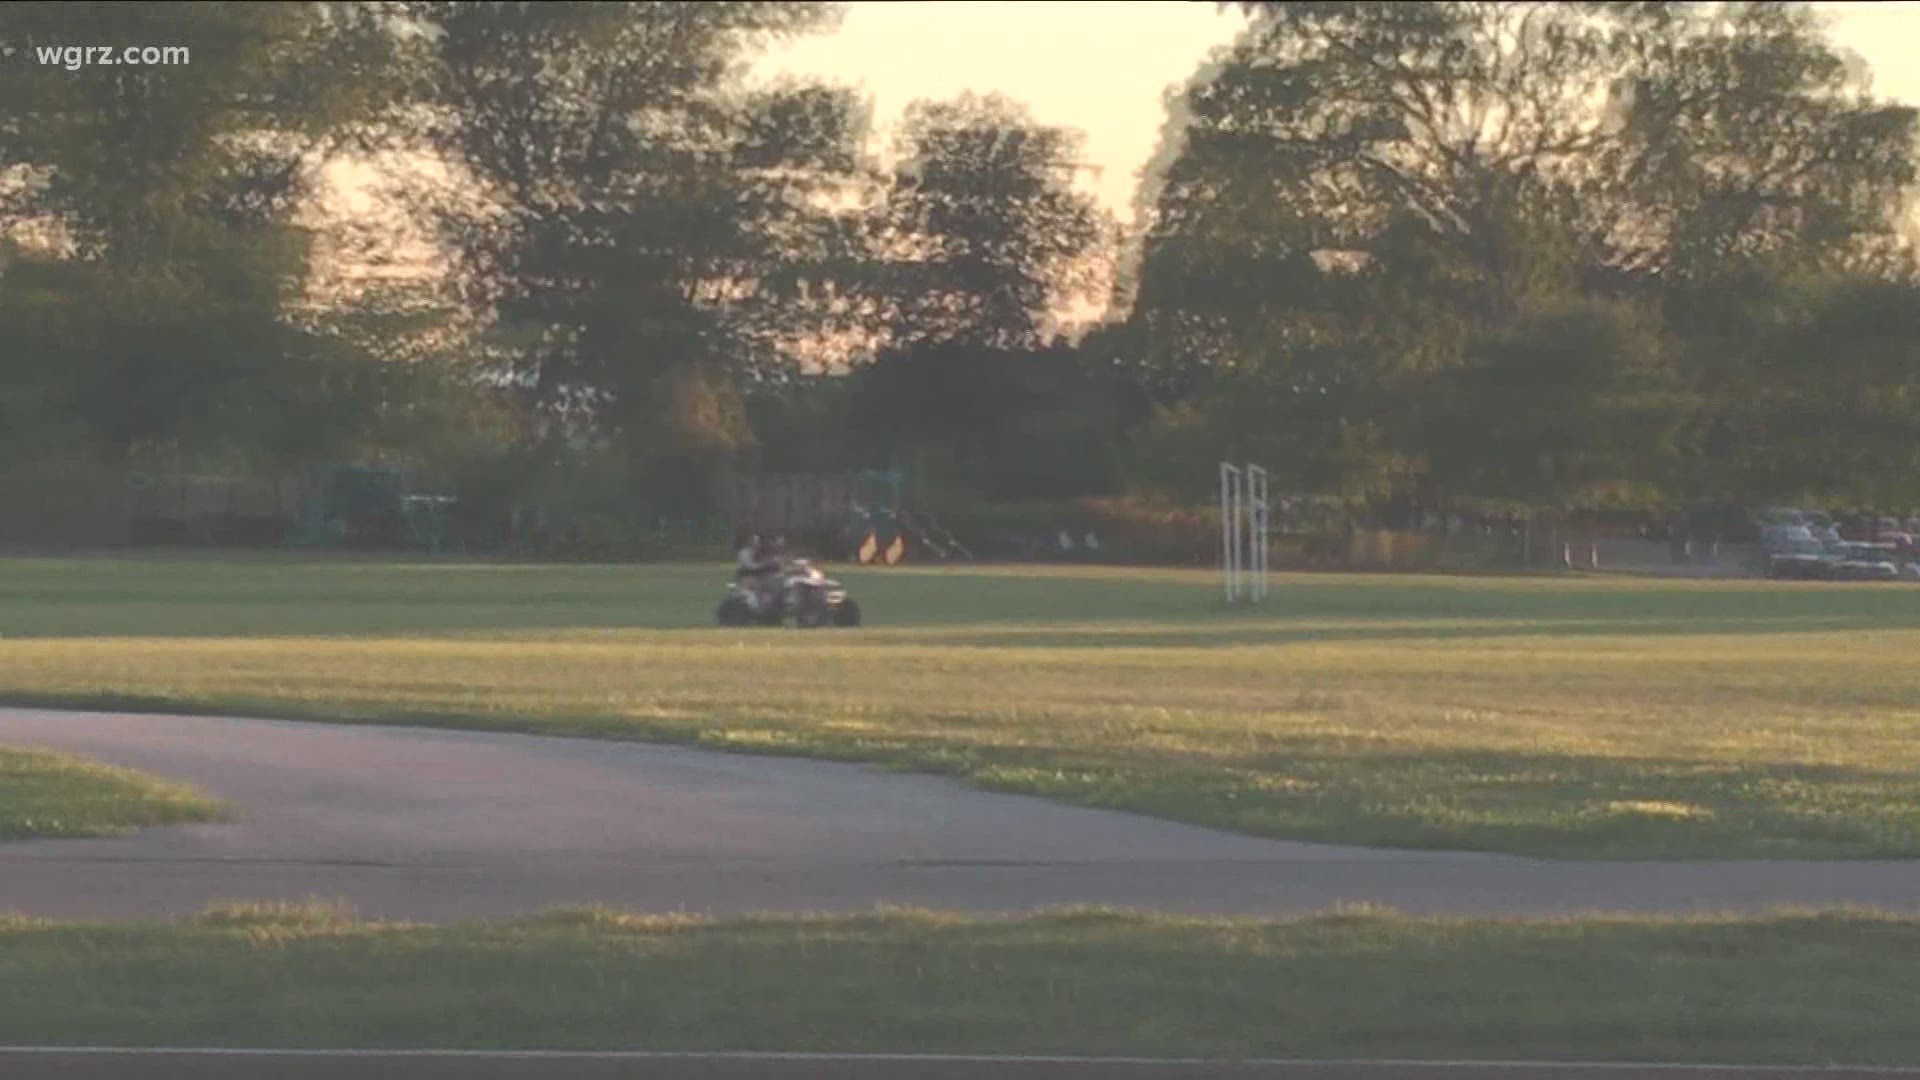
[3,555,1919,857]
[0,745,225,840]
[5,901,1920,1064]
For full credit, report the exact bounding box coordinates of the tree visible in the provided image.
[1419,299,1687,513]
[1612,2,1919,282]
[1127,0,1917,508]
[0,243,101,459]
[882,93,1109,350]
[395,2,861,511]
[1173,1,1915,322]
[843,337,1135,499]
[1723,275,1920,509]
[0,2,404,467]
[839,96,1113,493]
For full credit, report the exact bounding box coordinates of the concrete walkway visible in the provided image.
[6,707,1920,921]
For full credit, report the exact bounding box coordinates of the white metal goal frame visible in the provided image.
[1219,461,1269,603]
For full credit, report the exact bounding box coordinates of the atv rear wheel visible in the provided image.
[832,598,862,627]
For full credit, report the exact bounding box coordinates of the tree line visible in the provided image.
[4,1,1919,545]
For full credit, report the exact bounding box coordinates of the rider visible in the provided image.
[735,533,785,611]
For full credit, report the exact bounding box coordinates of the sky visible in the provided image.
[752,1,1248,223]
[318,1,1920,293]
[754,1,1920,225]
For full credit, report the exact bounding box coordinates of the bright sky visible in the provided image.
[755,1,1920,224]
[754,1,1249,223]
[318,0,1920,293]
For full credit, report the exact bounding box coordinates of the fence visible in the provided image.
[0,466,129,546]
[0,467,306,547]
[129,473,303,543]
[725,473,864,533]
[723,470,912,559]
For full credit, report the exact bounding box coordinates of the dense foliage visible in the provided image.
[4,1,1917,535]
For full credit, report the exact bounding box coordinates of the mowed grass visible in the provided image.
[3,554,1919,858]
[5,901,1920,1064]
[0,744,224,840]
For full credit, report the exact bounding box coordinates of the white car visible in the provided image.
[1830,543,1901,581]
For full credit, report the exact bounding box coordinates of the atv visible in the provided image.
[715,559,861,628]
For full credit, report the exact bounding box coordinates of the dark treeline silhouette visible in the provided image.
[4,2,1919,554]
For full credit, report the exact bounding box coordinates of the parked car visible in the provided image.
[1757,507,1809,529]
[1757,525,1836,579]
[1768,551,1832,579]
[1768,537,1843,579]
[1829,543,1902,581]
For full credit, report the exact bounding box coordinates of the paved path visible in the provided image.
[3,1050,1917,1080]
[7,707,1920,921]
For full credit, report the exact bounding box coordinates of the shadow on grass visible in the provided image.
[6,555,1920,641]
[6,904,1920,1063]
[871,612,1920,649]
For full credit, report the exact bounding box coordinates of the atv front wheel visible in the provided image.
[715,596,755,627]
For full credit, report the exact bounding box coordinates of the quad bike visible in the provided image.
[715,559,862,628]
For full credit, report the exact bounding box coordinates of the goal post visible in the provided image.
[1219,461,1269,604]
[1219,462,1242,602]
[1248,464,1269,602]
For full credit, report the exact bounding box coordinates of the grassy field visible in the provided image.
[0,744,225,840]
[2,554,1919,858]
[3,901,1919,1064]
